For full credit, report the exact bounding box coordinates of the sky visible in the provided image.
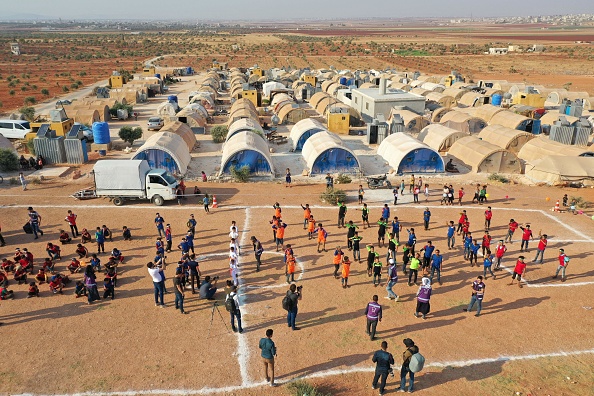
[3,0,593,21]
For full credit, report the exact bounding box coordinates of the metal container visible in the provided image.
[33,137,66,164]
[549,125,575,145]
[574,127,590,146]
[64,138,88,164]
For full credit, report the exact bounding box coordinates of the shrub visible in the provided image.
[9,177,18,185]
[335,173,352,184]
[19,106,35,121]
[210,125,228,143]
[41,88,50,96]
[118,126,143,146]
[62,86,69,92]
[487,173,509,184]
[24,96,36,105]
[287,380,331,396]
[0,148,19,172]
[109,103,133,118]
[230,165,250,182]
[570,196,592,209]
[26,139,36,155]
[320,187,346,204]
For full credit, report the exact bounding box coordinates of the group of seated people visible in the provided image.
[19,155,46,171]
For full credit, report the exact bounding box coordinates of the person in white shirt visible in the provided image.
[229,227,240,254]
[147,262,165,307]
[230,238,240,257]
[229,257,239,286]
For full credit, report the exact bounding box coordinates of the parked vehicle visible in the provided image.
[0,119,32,139]
[367,174,392,189]
[147,117,164,131]
[93,160,178,206]
[55,100,72,107]
[73,123,94,142]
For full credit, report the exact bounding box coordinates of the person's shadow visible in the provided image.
[415,359,506,391]
[279,352,370,380]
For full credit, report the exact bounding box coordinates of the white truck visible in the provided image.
[93,159,178,206]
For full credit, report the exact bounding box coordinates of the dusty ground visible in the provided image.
[1,178,593,395]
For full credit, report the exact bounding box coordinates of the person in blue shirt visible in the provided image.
[178,237,190,256]
[463,232,473,261]
[95,226,105,254]
[185,232,195,254]
[154,213,165,237]
[429,250,443,285]
[420,241,435,269]
[203,195,210,213]
[469,240,481,267]
[391,217,402,243]
[483,251,496,279]
[381,204,390,221]
[187,214,197,236]
[155,237,165,255]
[423,208,431,231]
[446,221,456,249]
[406,228,417,255]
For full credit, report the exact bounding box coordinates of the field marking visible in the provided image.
[14,347,594,396]
[237,207,251,387]
[541,210,594,243]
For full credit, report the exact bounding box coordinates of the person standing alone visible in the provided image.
[259,329,277,387]
[371,341,395,396]
[27,207,43,239]
[364,295,382,341]
[285,284,302,331]
[65,210,79,238]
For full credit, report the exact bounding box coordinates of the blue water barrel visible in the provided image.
[186,67,193,75]
[168,95,178,103]
[98,150,107,156]
[92,122,111,144]
[155,73,161,79]
[491,94,502,106]
[339,77,347,85]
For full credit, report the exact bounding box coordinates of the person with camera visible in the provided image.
[372,340,395,396]
[147,261,165,307]
[225,285,243,333]
[199,275,219,300]
[285,283,302,331]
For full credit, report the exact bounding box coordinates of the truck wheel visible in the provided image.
[113,197,124,206]
[153,195,164,206]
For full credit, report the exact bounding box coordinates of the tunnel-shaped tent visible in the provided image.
[426,92,456,109]
[448,136,521,173]
[277,103,308,124]
[160,121,196,151]
[489,111,540,133]
[442,88,468,101]
[388,109,429,134]
[439,111,486,133]
[175,108,207,128]
[133,132,192,175]
[226,118,264,142]
[302,131,360,175]
[525,156,594,186]
[219,131,274,176]
[377,133,444,174]
[517,137,591,164]
[289,118,327,151]
[538,112,580,127]
[465,104,506,123]
[477,125,535,154]
[418,124,469,152]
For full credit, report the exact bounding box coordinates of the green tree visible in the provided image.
[24,96,36,105]
[41,88,50,96]
[0,148,19,172]
[210,125,228,143]
[9,90,15,96]
[118,126,143,146]
[19,106,35,121]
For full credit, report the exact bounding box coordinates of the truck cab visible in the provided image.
[146,169,178,205]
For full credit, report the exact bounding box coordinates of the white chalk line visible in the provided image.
[236,207,250,387]
[14,347,594,396]
[541,210,594,243]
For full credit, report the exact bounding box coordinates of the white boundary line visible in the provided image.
[13,347,594,396]
[236,207,250,387]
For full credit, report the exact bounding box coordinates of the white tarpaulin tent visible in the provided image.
[133,132,192,175]
[526,156,594,186]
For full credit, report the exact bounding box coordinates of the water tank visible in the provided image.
[339,77,347,85]
[186,67,193,75]
[491,94,502,106]
[168,95,178,103]
[92,122,111,144]
[154,73,161,79]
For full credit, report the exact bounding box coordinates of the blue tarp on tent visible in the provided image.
[310,148,359,175]
[134,149,179,174]
[222,150,272,175]
[397,148,444,173]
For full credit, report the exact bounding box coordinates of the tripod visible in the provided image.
[207,302,231,339]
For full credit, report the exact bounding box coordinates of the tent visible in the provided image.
[411,87,430,97]
[477,125,535,154]
[184,103,209,119]
[458,91,487,107]
[175,108,207,128]
[431,107,451,123]
[219,131,274,176]
[449,136,521,173]
[0,134,16,153]
[377,133,444,174]
[227,118,264,142]
[277,103,308,124]
[160,121,196,151]
[539,112,580,127]
[440,111,487,133]
[316,97,340,115]
[525,156,594,186]
[262,81,286,97]
[460,104,505,123]
[426,92,456,109]
[489,111,541,133]
[418,124,469,152]
[69,109,101,125]
[309,92,329,108]
[421,82,445,92]
[302,131,360,175]
[157,102,177,117]
[289,118,327,151]
[388,109,429,134]
[517,137,592,163]
[133,132,192,175]
[442,87,468,101]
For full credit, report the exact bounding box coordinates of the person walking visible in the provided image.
[553,248,570,282]
[494,240,507,271]
[509,256,527,288]
[481,231,492,257]
[203,195,210,213]
[251,236,264,272]
[385,259,399,301]
[456,211,468,235]
[414,277,432,319]
[27,207,43,239]
[463,276,486,316]
[397,338,419,393]
[504,219,519,244]
[147,262,164,307]
[65,210,79,238]
[187,214,197,236]
[446,221,455,249]
[483,251,496,279]
[285,284,302,330]
[316,223,327,253]
[422,208,431,231]
[226,285,243,332]
[364,295,382,341]
[533,233,548,263]
[371,341,395,396]
[259,329,277,387]
[484,206,493,230]
[469,239,481,267]
[337,201,347,228]
[19,172,27,191]
[429,249,443,285]
[154,213,165,237]
[173,267,187,314]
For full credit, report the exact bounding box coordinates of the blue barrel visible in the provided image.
[491,94,502,106]
[155,73,161,79]
[339,77,347,85]
[168,95,178,103]
[186,66,193,75]
[92,122,111,144]
[98,150,107,156]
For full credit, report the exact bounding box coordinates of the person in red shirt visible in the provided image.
[532,233,548,263]
[494,240,507,270]
[65,210,79,238]
[68,258,82,274]
[458,187,465,206]
[484,207,493,230]
[48,277,63,294]
[553,248,570,282]
[482,231,492,257]
[462,220,470,239]
[504,219,519,244]
[1,258,14,273]
[509,256,527,288]
[42,258,55,273]
[14,265,28,285]
[519,224,534,252]
[456,211,468,235]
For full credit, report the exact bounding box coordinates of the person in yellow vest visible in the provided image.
[285,254,296,284]
[341,256,351,288]
[408,253,421,286]
[317,223,327,253]
[300,204,312,229]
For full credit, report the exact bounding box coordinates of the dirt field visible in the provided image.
[1,178,594,395]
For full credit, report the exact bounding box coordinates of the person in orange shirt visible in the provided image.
[274,222,287,252]
[269,216,280,242]
[307,215,316,240]
[273,203,282,219]
[317,223,328,253]
[301,204,312,229]
[333,247,344,279]
[286,254,296,284]
[341,256,351,288]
